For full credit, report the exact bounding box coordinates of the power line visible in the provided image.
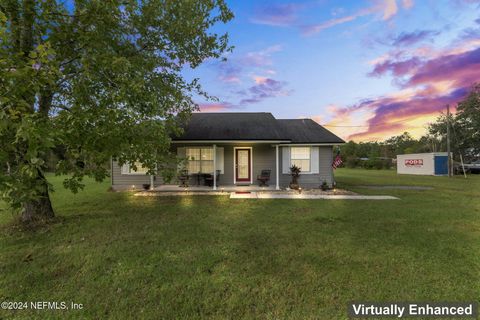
[321,117,432,129]
[323,124,425,128]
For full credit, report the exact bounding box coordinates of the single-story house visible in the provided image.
[111,112,344,190]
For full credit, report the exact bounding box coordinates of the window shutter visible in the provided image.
[215,147,224,174]
[310,147,319,174]
[282,147,291,174]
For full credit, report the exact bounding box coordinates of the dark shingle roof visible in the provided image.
[173,112,344,144]
[277,119,345,143]
[175,113,286,140]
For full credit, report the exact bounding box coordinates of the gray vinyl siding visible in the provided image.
[111,144,333,189]
[111,159,151,188]
[252,144,276,186]
[173,144,277,187]
[279,146,333,188]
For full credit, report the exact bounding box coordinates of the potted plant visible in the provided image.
[142,183,150,190]
[289,165,301,190]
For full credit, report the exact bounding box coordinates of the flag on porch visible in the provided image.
[332,149,343,169]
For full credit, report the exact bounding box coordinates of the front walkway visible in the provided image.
[230,193,399,200]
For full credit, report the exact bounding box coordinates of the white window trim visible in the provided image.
[121,162,149,175]
[233,147,253,184]
[290,146,312,174]
[185,146,214,174]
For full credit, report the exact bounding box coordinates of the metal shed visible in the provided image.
[397,152,449,176]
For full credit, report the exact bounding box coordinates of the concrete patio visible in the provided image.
[152,184,278,192]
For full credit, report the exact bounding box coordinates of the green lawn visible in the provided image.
[1,169,479,319]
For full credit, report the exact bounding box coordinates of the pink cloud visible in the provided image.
[407,47,480,87]
[402,0,414,9]
[198,102,235,112]
[301,0,414,36]
[241,45,282,67]
[301,14,362,36]
[239,78,292,105]
[369,56,422,77]
[325,41,479,141]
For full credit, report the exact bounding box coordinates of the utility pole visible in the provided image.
[446,104,452,177]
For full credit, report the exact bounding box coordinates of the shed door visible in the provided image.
[434,156,448,175]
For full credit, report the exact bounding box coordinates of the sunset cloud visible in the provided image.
[241,45,282,67]
[251,3,303,27]
[327,41,480,141]
[301,0,413,36]
[252,1,415,36]
[211,45,283,85]
[198,102,235,112]
[239,78,292,105]
[391,30,440,47]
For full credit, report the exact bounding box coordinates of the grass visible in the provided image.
[0,169,479,319]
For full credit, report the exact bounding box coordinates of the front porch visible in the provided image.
[168,143,281,191]
[153,184,278,192]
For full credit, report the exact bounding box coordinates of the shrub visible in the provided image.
[345,157,360,168]
[289,165,301,189]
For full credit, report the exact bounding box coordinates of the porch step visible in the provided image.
[230,192,258,199]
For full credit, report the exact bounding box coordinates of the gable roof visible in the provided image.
[277,119,345,143]
[173,112,344,144]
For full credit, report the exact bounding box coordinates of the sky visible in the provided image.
[183,0,480,142]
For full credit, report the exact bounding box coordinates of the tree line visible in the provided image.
[340,84,480,169]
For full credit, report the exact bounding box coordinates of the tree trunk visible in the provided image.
[21,171,55,223]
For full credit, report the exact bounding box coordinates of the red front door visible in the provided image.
[235,149,251,183]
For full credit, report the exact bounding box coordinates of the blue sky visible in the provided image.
[183,0,480,141]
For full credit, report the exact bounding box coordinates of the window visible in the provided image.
[291,147,310,172]
[121,161,149,175]
[186,147,213,173]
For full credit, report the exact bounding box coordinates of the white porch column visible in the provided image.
[213,144,217,190]
[275,145,280,190]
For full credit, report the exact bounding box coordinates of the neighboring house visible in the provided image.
[111,112,344,190]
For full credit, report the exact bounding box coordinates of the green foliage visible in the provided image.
[289,164,301,177]
[361,158,391,170]
[429,84,480,160]
[289,164,301,188]
[0,0,233,212]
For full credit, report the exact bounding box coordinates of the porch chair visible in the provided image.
[204,170,221,187]
[178,169,189,187]
[257,169,271,187]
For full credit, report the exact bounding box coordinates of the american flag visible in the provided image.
[332,150,343,169]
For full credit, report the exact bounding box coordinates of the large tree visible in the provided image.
[0,0,233,223]
[429,84,480,159]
